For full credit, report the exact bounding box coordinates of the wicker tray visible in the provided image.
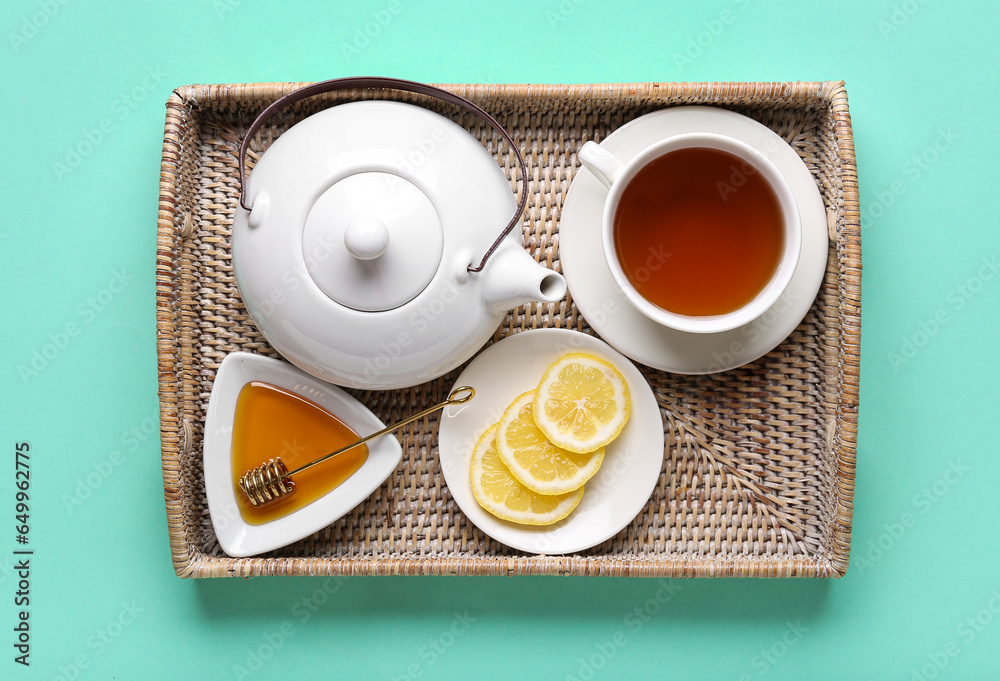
[156,81,860,578]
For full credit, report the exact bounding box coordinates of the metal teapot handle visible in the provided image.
[237,76,527,274]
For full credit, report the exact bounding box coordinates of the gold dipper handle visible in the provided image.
[238,386,476,506]
[284,386,475,478]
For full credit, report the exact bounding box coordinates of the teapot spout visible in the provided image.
[480,245,567,311]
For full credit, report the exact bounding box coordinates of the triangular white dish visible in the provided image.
[203,352,401,557]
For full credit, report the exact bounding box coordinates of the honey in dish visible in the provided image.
[232,382,368,525]
[613,147,785,317]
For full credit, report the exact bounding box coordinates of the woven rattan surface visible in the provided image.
[156,81,860,578]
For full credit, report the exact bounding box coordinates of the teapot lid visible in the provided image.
[302,170,442,311]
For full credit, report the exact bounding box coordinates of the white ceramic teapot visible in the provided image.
[232,78,566,389]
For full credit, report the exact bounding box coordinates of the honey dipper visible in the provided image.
[237,386,475,506]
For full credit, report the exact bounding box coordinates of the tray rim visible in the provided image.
[156,80,859,579]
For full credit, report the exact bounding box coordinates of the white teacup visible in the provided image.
[579,133,801,334]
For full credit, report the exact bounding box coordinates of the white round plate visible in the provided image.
[437,328,664,554]
[560,106,829,374]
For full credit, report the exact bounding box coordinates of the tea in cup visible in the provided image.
[579,133,801,334]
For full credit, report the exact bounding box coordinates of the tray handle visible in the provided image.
[237,76,527,274]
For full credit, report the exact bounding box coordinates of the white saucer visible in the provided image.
[560,106,829,374]
[437,329,664,554]
[203,353,402,557]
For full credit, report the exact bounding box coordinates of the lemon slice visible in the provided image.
[496,391,605,495]
[470,424,583,525]
[532,352,631,453]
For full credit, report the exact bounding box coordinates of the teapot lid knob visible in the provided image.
[344,217,389,261]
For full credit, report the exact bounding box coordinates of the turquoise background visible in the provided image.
[1,0,998,678]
